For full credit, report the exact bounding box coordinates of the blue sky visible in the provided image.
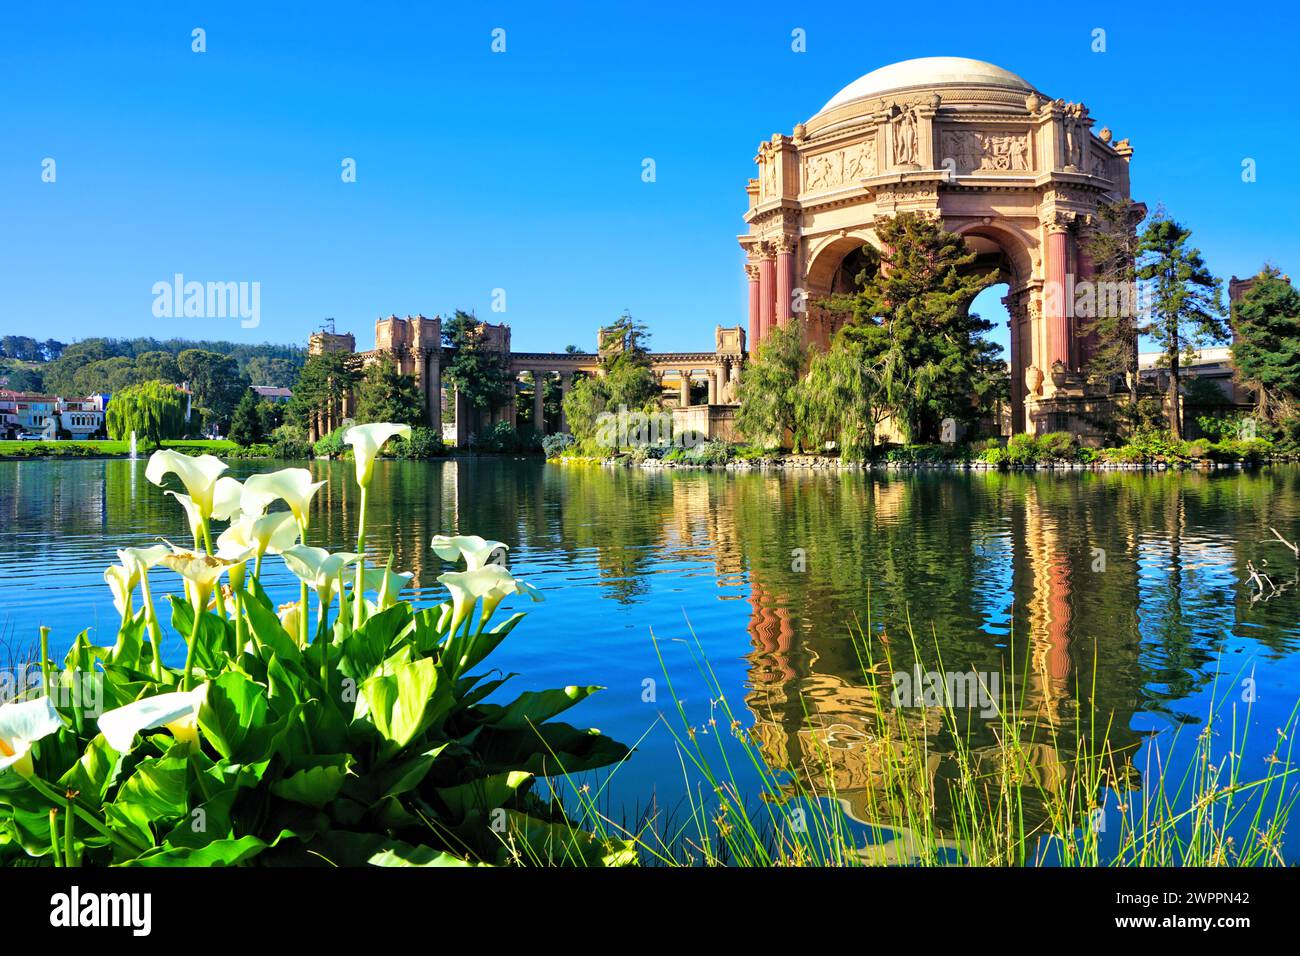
[1,2,1296,356]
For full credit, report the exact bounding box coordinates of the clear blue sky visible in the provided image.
[2,2,1296,356]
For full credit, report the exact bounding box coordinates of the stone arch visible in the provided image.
[802,232,885,350]
[950,220,1039,433]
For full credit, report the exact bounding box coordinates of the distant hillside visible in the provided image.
[2,335,306,396]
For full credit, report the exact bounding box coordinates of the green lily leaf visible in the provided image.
[197,671,271,762]
[474,685,603,729]
[368,842,483,867]
[123,829,296,867]
[357,656,449,752]
[433,770,533,824]
[271,755,353,808]
[472,722,633,776]
[104,755,190,849]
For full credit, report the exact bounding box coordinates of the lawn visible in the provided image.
[0,438,239,458]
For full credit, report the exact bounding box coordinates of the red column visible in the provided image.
[746,263,761,349]
[1045,224,1071,371]
[775,241,793,326]
[758,254,776,342]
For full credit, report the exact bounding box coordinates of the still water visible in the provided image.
[2,458,1299,858]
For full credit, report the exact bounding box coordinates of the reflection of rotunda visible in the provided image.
[739,57,1136,435]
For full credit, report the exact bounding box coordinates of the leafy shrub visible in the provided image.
[1036,432,1078,461]
[688,440,731,465]
[1005,433,1040,465]
[541,433,575,459]
[391,426,448,460]
[474,422,526,454]
[979,446,1007,467]
[313,427,349,458]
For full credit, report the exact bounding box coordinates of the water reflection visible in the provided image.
[1,459,1297,846]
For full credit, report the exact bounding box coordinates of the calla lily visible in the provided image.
[343,423,412,488]
[243,468,327,531]
[281,545,358,609]
[146,450,229,520]
[158,549,232,611]
[0,697,63,776]
[438,564,542,635]
[218,511,299,560]
[277,601,302,642]
[166,491,205,544]
[103,564,137,619]
[116,544,172,580]
[431,535,510,571]
[211,476,245,522]
[98,688,206,753]
[361,566,414,610]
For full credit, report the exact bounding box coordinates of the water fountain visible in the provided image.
[128,430,138,460]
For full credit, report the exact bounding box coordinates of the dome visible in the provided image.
[814,57,1035,116]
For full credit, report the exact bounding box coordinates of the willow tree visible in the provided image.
[736,319,808,451]
[105,380,188,443]
[797,323,892,460]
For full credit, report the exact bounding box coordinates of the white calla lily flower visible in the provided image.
[361,566,415,610]
[145,450,229,520]
[243,469,326,531]
[158,548,232,611]
[0,697,63,776]
[116,544,172,580]
[166,491,205,543]
[281,545,358,608]
[431,534,509,571]
[343,423,412,488]
[211,476,245,522]
[98,688,206,753]
[103,564,137,618]
[438,564,542,634]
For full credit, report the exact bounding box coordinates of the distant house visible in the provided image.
[250,385,293,403]
[0,390,107,439]
[1137,347,1244,404]
[57,397,106,439]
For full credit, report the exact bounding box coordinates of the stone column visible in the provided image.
[1008,295,1024,435]
[1045,221,1072,372]
[679,371,691,407]
[775,237,794,326]
[758,248,776,343]
[533,371,546,435]
[707,370,717,404]
[559,373,572,433]
[745,263,761,349]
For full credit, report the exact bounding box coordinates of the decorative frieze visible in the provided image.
[939,128,1032,173]
[804,138,878,191]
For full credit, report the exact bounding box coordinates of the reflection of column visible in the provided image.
[775,237,794,326]
[758,247,776,342]
[746,263,761,349]
[427,351,441,433]
[532,372,546,435]
[679,371,691,407]
[1046,221,1071,371]
[559,373,572,433]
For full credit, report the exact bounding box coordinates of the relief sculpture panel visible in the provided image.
[803,137,877,191]
[940,128,1031,173]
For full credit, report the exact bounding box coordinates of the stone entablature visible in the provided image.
[738,57,1137,436]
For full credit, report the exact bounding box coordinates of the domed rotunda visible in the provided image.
[740,56,1134,435]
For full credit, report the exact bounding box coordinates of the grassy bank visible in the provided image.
[563,619,1300,867]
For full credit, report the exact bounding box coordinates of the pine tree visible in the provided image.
[228,389,264,446]
[1231,266,1300,423]
[355,357,424,425]
[1081,197,1145,407]
[819,213,996,442]
[1136,215,1227,439]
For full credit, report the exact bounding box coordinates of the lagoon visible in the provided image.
[2,458,1299,860]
